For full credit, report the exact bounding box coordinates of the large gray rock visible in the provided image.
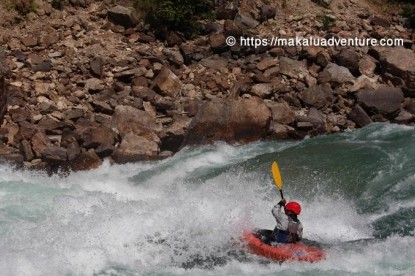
[108,5,139,28]
[183,97,271,145]
[318,63,355,84]
[357,87,404,114]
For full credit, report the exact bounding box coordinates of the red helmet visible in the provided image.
[285,201,301,215]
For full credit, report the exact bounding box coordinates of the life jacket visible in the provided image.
[274,217,301,243]
[286,218,301,243]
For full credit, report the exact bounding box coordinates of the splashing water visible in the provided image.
[0,123,414,275]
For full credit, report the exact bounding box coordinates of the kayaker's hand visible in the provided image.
[278,199,286,206]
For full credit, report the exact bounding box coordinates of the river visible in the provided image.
[0,123,414,275]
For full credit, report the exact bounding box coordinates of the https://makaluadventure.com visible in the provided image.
[225,35,404,48]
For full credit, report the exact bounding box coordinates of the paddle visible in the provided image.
[271,161,284,200]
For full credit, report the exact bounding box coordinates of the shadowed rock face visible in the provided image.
[183,97,271,145]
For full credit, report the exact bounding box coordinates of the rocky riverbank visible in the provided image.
[0,0,414,173]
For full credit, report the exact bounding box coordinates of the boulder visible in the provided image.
[200,57,228,70]
[318,63,355,84]
[267,102,296,125]
[41,145,67,163]
[68,150,102,171]
[90,57,104,78]
[20,139,34,161]
[348,105,372,127]
[0,144,24,167]
[85,78,105,93]
[152,66,183,97]
[111,105,160,161]
[235,13,260,29]
[260,4,276,22]
[251,83,273,98]
[183,97,271,145]
[359,55,377,76]
[357,87,404,114]
[159,115,192,152]
[31,130,52,158]
[208,33,227,53]
[335,49,360,76]
[279,57,309,80]
[350,75,379,92]
[394,110,414,124]
[108,5,139,28]
[112,133,159,163]
[269,123,295,139]
[111,105,158,137]
[66,140,81,161]
[301,83,334,109]
[379,47,415,89]
[76,125,116,153]
[256,57,278,71]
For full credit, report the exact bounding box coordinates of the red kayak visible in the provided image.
[242,231,326,262]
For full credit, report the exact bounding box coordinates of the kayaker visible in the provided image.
[271,199,303,244]
[255,199,303,245]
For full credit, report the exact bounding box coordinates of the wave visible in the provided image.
[0,123,414,275]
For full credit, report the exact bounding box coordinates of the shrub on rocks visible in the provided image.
[133,0,214,38]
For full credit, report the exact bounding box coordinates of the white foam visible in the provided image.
[0,135,413,275]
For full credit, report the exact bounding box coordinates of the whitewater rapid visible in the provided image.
[0,123,414,275]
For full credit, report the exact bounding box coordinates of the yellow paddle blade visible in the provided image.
[271,161,283,190]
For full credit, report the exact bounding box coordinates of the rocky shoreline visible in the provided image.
[0,0,414,173]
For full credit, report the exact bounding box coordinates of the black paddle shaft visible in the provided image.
[280,189,284,200]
